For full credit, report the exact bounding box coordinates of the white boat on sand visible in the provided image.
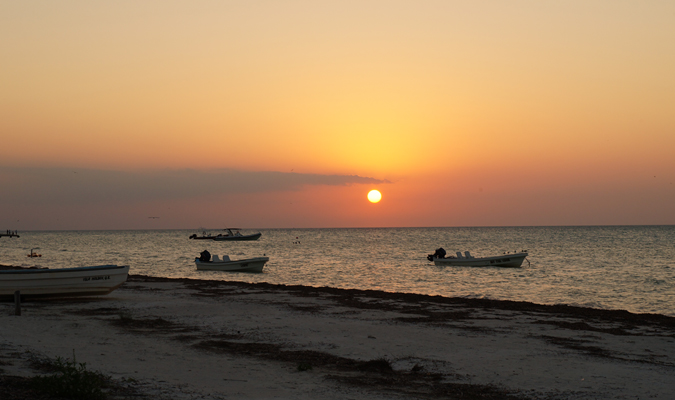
[427,248,528,268]
[195,254,269,273]
[0,265,129,299]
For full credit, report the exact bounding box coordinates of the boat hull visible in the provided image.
[189,232,262,241]
[195,257,268,272]
[0,265,130,298]
[432,253,528,268]
[211,232,262,241]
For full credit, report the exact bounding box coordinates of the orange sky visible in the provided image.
[1,1,674,230]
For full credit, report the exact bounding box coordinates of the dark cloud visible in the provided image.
[0,167,390,206]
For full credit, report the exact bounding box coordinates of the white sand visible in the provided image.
[1,275,674,399]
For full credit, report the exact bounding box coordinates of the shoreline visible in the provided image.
[2,273,674,399]
[3,263,673,321]
[128,274,675,324]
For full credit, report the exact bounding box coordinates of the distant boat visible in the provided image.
[427,248,529,268]
[27,248,41,258]
[189,229,262,241]
[0,265,129,298]
[212,229,262,241]
[195,254,268,273]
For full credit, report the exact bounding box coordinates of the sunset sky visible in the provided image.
[2,1,674,230]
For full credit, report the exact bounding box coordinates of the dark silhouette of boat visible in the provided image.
[189,229,261,241]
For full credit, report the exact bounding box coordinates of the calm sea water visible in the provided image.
[1,226,673,316]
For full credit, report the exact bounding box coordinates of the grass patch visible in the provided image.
[30,354,109,400]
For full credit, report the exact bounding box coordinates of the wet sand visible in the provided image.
[1,274,674,399]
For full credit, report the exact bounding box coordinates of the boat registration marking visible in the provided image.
[83,275,110,281]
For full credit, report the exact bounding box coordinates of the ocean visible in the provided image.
[1,226,673,316]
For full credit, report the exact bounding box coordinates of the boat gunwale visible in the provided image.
[435,252,528,262]
[211,232,262,241]
[432,252,528,267]
[194,257,269,267]
[0,265,129,275]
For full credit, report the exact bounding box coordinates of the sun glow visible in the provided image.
[367,190,382,203]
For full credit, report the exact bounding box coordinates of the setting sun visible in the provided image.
[367,190,382,203]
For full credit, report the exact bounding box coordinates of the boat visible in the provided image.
[212,229,262,241]
[189,229,262,241]
[0,265,130,299]
[27,248,41,258]
[194,254,269,273]
[427,248,529,268]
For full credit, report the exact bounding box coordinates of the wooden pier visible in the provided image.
[1,232,20,238]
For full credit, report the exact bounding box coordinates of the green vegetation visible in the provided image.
[31,354,109,400]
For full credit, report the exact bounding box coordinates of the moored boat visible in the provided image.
[189,229,262,241]
[427,248,529,268]
[195,253,268,273]
[27,248,41,258]
[212,231,262,241]
[0,265,130,298]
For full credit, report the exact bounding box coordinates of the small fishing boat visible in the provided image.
[0,265,130,298]
[427,248,529,268]
[195,254,269,273]
[189,229,262,241]
[212,232,261,241]
[27,248,41,258]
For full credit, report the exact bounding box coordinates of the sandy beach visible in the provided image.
[2,274,674,399]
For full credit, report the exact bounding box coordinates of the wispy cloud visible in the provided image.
[0,167,390,206]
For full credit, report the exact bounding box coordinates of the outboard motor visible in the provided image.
[427,247,446,261]
[199,249,211,262]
